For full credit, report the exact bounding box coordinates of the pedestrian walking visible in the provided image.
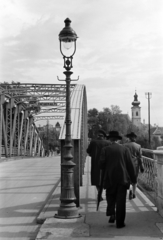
[124,131,144,199]
[87,129,110,194]
[99,131,137,228]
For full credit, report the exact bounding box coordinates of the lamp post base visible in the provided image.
[55,204,81,219]
[55,214,81,219]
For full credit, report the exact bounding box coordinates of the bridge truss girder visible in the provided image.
[34,115,64,122]
[37,108,65,114]
[0,83,77,159]
[0,83,76,114]
[0,96,44,158]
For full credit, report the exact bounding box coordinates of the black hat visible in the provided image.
[107,131,122,140]
[98,129,107,137]
[126,132,137,138]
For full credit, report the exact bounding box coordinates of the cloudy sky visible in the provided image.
[0,0,163,126]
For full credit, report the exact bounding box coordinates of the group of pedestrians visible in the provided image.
[87,129,144,229]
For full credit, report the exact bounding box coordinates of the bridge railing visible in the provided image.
[1,145,35,158]
[138,148,163,217]
[138,148,157,191]
[138,148,157,204]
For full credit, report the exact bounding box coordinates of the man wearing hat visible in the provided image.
[124,132,144,200]
[100,131,137,228]
[87,129,110,194]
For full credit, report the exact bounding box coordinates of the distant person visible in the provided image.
[100,131,137,228]
[45,149,48,157]
[124,132,144,199]
[87,129,110,194]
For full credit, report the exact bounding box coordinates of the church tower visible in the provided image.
[131,91,141,127]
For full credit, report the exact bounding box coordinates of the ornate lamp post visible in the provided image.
[56,18,79,218]
[145,92,152,146]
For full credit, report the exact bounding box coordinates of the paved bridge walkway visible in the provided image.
[0,156,163,240]
[36,156,163,240]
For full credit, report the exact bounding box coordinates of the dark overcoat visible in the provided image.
[124,142,143,177]
[87,139,109,186]
[99,143,137,189]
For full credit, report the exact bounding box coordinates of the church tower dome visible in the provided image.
[132,91,140,107]
[131,91,141,127]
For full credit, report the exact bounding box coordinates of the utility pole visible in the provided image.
[145,92,152,146]
[0,95,4,160]
[47,120,49,156]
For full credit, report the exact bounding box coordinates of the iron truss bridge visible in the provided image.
[0,83,76,114]
[0,83,76,159]
[0,83,87,168]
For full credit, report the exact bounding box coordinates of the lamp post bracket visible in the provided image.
[57,76,65,81]
[57,76,79,81]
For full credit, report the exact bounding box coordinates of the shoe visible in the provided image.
[100,196,103,202]
[140,165,144,173]
[129,190,133,200]
[133,193,136,199]
[108,215,115,223]
[117,223,126,228]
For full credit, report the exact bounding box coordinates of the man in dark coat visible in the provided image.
[99,131,137,228]
[124,132,144,199]
[87,129,110,193]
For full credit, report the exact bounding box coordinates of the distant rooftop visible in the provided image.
[153,127,163,135]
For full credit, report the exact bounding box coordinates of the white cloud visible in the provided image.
[0,0,40,38]
[0,0,163,126]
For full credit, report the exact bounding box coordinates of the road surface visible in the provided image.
[0,156,61,240]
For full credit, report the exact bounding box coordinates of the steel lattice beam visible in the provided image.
[36,108,65,114]
[0,83,77,159]
[0,83,75,115]
[0,83,75,98]
[34,115,64,122]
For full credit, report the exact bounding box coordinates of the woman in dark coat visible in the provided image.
[87,130,110,192]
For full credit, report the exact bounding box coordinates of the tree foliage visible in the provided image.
[87,105,161,149]
[88,105,133,139]
[38,126,60,151]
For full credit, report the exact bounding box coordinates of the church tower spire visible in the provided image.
[131,91,141,126]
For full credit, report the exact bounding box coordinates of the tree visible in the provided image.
[151,136,161,150]
[98,108,111,132]
[160,135,163,146]
[88,108,100,138]
[89,105,161,150]
[110,105,122,115]
[87,105,131,139]
[88,108,99,125]
[39,126,60,151]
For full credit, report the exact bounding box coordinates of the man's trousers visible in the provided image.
[106,184,127,227]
